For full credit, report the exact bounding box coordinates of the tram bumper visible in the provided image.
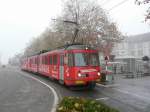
[65,76,99,86]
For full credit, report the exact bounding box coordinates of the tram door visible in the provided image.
[59,54,64,84]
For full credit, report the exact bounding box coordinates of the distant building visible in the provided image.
[112,32,150,59]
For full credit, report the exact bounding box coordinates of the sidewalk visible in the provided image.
[112,74,150,111]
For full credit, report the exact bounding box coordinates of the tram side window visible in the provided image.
[42,56,45,64]
[35,57,38,64]
[68,53,74,67]
[34,58,36,64]
[30,59,32,64]
[32,58,34,64]
[89,53,99,66]
[40,57,42,64]
[49,55,53,65]
[45,56,49,65]
[35,58,37,64]
[33,58,35,64]
[60,55,64,66]
[53,55,57,65]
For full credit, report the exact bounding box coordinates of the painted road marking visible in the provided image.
[115,88,150,102]
[96,97,109,101]
[17,71,59,112]
[97,82,150,102]
[96,83,119,88]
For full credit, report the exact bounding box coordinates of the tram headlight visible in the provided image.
[97,72,101,76]
[78,73,82,77]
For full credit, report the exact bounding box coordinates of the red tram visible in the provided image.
[21,44,101,89]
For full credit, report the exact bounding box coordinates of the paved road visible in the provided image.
[0,67,55,112]
[18,69,150,112]
[1,66,150,112]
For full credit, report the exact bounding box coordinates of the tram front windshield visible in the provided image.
[74,53,99,66]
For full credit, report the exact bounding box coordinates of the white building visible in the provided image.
[112,32,150,59]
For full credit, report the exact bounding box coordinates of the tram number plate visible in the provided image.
[75,81,85,84]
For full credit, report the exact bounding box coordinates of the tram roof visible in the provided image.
[25,43,97,57]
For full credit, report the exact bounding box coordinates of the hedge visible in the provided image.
[57,97,119,112]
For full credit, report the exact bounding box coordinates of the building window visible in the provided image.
[138,50,143,57]
[131,51,135,56]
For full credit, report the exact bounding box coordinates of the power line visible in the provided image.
[52,18,79,44]
[100,0,108,5]
[108,0,130,11]
[100,0,113,6]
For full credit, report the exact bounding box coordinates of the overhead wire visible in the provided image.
[100,0,108,5]
[108,0,130,11]
[100,0,113,6]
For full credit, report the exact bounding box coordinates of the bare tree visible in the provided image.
[53,0,123,55]
[24,37,43,56]
[24,0,123,56]
[9,53,23,66]
[135,0,150,23]
[24,28,63,56]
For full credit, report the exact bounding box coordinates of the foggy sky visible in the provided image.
[0,0,149,64]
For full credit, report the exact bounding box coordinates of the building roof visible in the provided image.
[124,32,150,43]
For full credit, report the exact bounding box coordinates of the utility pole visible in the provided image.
[52,12,79,44]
